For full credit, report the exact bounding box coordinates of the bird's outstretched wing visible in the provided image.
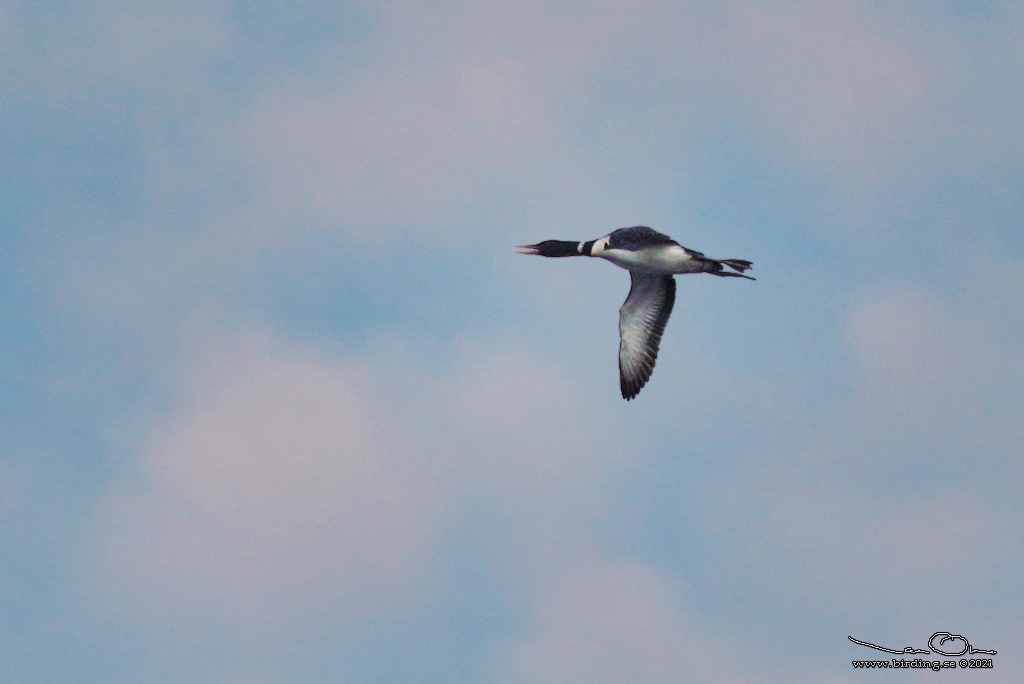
[618,272,676,400]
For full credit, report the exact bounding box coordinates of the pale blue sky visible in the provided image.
[2,1,1023,682]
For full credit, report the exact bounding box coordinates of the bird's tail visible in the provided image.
[709,258,755,280]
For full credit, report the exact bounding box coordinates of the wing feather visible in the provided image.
[618,273,676,400]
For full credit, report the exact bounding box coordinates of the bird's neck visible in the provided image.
[533,240,592,257]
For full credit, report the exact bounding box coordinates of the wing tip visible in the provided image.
[619,360,655,401]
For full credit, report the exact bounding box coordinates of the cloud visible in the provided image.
[89,328,443,629]
[847,288,972,411]
[231,4,593,240]
[703,467,1005,600]
[843,284,1024,468]
[665,282,1024,652]
[84,321,626,655]
[3,1,235,105]
[13,2,1024,681]
[220,0,969,254]
[29,0,1020,335]
[492,559,761,684]
[720,1,926,179]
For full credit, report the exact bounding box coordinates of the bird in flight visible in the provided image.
[518,226,754,400]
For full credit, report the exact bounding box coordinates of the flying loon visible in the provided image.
[518,226,754,400]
